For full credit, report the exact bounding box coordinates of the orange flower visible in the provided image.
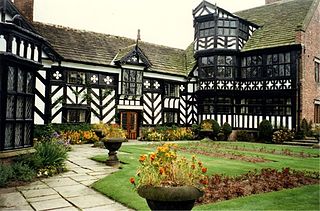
[150,153,156,161]
[191,164,196,169]
[159,167,165,175]
[139,155,147,162]
[130,177,135,184]
[198,161,202,167]
[200,179,208,185]
[201,167,207,173]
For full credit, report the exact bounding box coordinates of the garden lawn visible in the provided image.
[91,142,320,211]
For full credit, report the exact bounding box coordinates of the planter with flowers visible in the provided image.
[93,122,127,166]
[130,143,208,210]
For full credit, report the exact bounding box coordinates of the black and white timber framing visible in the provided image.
[1,0,318,149]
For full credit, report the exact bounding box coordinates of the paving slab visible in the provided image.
[17,180,49,191]
[30,198,73,211]
[27,193,62,203]
[66,194,115,209]
[80,179,99,186]
[0,192,28,207]
[69,174,97,182]
[21,188,57,199]
[54,184,97,198]
[0,205,34,211]
[41,177,78,187]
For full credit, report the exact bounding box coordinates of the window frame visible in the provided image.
[315,59,320,83]
[164,83,180,98]
[122,68,142,96]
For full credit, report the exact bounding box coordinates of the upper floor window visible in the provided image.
[67,72,86,84]
[122,69,142,96]
[217,19,237,36]
[199,55,235,79]
[266,53,291,78]
[315,60,320,83]
[199,20,215,38]
[239,22,249,40]
[216,56,234,79]
[241,56,263,78]
[165,83,179,98]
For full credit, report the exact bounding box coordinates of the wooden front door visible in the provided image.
[120,112,138,139]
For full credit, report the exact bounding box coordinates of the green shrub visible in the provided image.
[272,128,295,144]
[212,120,221,138]
[221,122,232,141]
[34,124,55,139]
[0,163,13,187]
[236,130,251,142]
[34,140,68,167]
[191,124,201,139]
[11,163,36,182]
[258,120,273,143]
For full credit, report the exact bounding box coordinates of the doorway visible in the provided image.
[120,111,138,139]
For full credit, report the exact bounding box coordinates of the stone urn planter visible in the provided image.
[137,185,203,211]
[93,129,127,167]
[102,137,127,166]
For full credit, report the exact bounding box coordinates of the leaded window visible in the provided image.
[65,108,88,123]
[199,55,235,79]
[239,98,263,115]
[315,104,320,123]
[265,98,291,116]
[241,56,263,78]
[216,97,232,113]
[164,111,178,124]
[199,20,215,38]
[122,69,142,96]
[165,83,179,97]
[315,60,320,83]
[266,53,291,78]
[217,19,237,36]
[202,97,215,114]
[239,22,249,40]
[4,66,34,150]
[216,56,234,79]
[67,71,86,84]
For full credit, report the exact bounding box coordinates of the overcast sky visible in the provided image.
[33,0,265,49]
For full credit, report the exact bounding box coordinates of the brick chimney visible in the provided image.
[13,0,34,22]
[265,0,281,4]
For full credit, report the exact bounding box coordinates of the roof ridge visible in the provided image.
[32,21,135,41]
[32,21,186,51]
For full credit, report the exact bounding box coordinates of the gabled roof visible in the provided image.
[115,44,152,67]
[33,22,189,76]
[235,0,315,51]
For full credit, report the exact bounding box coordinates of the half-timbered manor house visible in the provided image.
[0,0,319,151]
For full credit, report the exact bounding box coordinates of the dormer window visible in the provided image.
[122,68,142,96]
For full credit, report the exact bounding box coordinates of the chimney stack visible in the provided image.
[265,0,281,4]
[13,0,34,22]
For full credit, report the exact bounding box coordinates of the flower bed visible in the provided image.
[197,168,319,205]
[141,126,194,142]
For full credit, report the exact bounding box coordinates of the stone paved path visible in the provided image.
[0,144,133,211]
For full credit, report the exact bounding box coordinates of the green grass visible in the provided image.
[91,142,320,211]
